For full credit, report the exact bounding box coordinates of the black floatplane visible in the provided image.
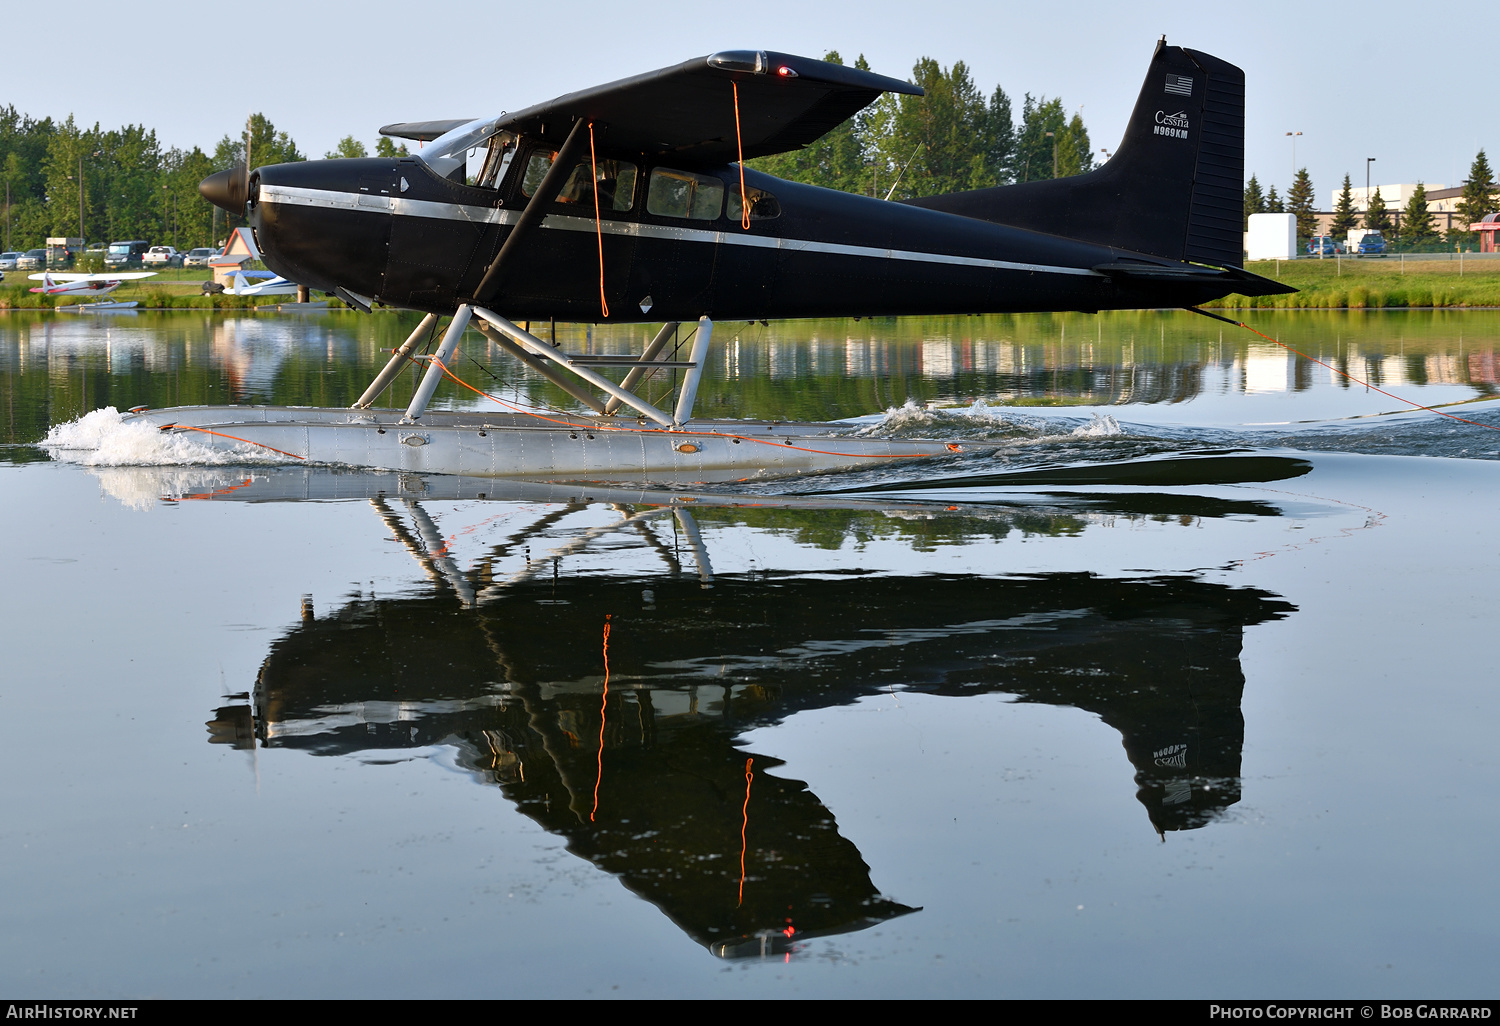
[146,37,1291,482]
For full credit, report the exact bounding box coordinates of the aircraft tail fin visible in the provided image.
[907,40,1245,268]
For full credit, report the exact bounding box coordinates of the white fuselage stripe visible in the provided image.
[258,184,1101,278]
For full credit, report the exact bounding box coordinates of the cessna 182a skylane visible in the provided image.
[154,38,1292,482]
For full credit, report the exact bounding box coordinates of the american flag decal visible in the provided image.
[1164,73,1194,97]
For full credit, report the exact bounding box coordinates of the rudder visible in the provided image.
[907,39,1246,269]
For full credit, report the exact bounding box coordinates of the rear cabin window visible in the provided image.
[726,185,781,221]
[646,168,724,220]
[521,151,637,212]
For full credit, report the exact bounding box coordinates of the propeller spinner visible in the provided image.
[199,164,251,215]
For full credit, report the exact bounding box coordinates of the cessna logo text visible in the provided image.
[1154,110,1190,139]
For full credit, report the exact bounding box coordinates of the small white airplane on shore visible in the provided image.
[29,271,156,298]
[225,269,300,297]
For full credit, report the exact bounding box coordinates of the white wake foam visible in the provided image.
[859,400,1126,441]
[1070,413,1123,437]
[42,408,295,468]
[858,399,1039,438]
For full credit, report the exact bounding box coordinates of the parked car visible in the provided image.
[143,245,182,268]
[16,249,47,270]
[0,251,22,271]
[1307,235,1344,257]
[182,247,217,269]
[1357,231,1387,257]
[104,240,151,269]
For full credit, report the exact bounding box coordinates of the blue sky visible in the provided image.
[13,0,1492,205]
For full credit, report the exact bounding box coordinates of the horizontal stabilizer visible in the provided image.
[379,119,477,143]
[1094,261,1294,296]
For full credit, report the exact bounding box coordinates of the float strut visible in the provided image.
[472,319,607,414]
[353,312,437,409]
[402,305,471,423]
[473,309,676,428]
[604,321,680,415]
[672,316,713,428]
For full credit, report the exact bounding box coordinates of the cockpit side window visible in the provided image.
[521,150,637,212]
[471,132,517,189]
[418,119,517,190]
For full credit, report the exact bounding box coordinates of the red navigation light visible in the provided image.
[777,66,798,78]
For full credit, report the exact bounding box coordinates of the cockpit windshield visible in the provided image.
[418,118,518,189]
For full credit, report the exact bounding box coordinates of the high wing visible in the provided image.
[381,50,921,165]
[28,272,156,282]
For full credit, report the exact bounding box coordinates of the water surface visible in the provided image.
[1,310,1497,998]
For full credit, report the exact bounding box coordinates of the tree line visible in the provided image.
[0,107,407,254]
[747,51,1094,197]
[1244,150,1497,247]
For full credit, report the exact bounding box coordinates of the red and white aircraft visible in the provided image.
[28,271,156,298]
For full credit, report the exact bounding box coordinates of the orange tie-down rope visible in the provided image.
[588,122,610,319]
[592,612,611,823]
[427,354,952,459]
[732,82,750,231]
[158,423,307,459]
[1188,306,1500,432]
[738,756,754,907]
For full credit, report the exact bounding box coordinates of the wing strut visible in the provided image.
[471,119,589,305]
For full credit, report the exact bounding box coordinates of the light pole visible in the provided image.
[162,183,174,250]
[1045,131,1057,179]
[68,151,99,248]
[1285,131,1302,182]
[1366,157,1377,211]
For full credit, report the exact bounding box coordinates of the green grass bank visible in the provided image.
[0,268,348,311]
[1212,256,1500,309]
[6,256,1499,312]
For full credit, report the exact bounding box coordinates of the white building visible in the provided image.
[1332,184,1448,212]
[1246,213,1296,260]
[1317,182,1471,235]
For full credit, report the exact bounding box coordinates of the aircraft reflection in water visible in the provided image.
[190,468,1298,957]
